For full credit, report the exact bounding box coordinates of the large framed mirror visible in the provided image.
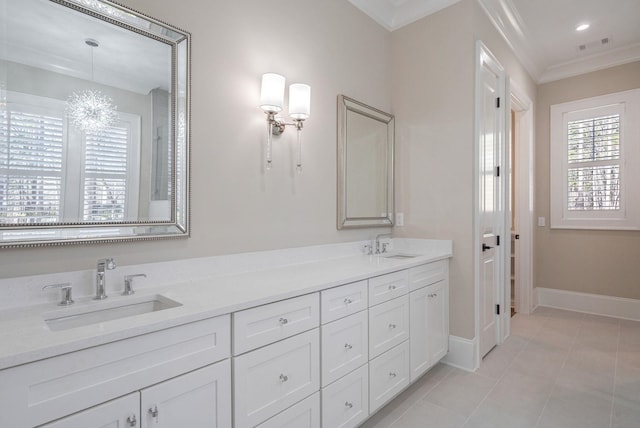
[337,95,394,229]
[0,0,190,247]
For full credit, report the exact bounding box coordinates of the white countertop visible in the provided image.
[0,241,452,370]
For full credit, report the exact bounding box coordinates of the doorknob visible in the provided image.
[482,243,493,252]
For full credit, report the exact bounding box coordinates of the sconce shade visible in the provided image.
[289,83,311,120]
[260,73,285,112]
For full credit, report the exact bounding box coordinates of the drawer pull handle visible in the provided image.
[344,297,353,304]
[127,415,137,427]
[149,405,159,423]
[389,323,397,329]
[280,374,289,382]
[388,285,397,290]
[344,343,353,350]
[279,317,289,325]
[389,372,397,378]
[345,401,354,409]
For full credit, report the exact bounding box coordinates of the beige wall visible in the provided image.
[535,61,640,299]
[391,0,535,339]
[0,0,392,278]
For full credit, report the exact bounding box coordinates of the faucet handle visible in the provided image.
[42,282,74,306]
[123,274,146,296]
[382,242,390,253]
[363,244,373,256]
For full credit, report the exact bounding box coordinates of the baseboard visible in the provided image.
[536,287,640,321]
[441,335,477,372]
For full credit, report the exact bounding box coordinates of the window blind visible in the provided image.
[0,109,64,224]
[566,114,620,211]
[83,126,128,222]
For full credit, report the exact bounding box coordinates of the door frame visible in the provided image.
[508,82,534,318]
[474,41,506,367]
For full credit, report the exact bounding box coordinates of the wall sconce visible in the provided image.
[260,73,311,172]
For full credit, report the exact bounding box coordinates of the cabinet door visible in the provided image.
[409,287,430,382]
[39,393,139,428]
[321,310,368,386]
[233,329,320,428]
[409,280,449,383]
[369,341,410,413]
[426,280,449,364]
[321,364,369,428]
[369,295,410,359]
[140,360,231,428]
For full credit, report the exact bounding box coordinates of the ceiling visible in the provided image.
[348,0,640,83]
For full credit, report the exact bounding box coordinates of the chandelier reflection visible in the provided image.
[67,39,117,133]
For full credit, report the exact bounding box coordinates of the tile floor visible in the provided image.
[361,307,640,428]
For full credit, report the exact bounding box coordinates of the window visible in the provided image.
[0,92,140,225]
[550,89,640,229]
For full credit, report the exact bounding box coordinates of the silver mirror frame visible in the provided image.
[337,95,394,229]
[0,0,191,248]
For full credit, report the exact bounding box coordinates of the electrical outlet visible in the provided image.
[538,217,546,227]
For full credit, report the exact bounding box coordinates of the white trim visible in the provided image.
[348,0,462,32]
[441,335,477,372]
[510,82,534,315]
[537,287,640,322]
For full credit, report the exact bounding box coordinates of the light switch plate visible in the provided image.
[538,217,546,227]
[396,212,404,226]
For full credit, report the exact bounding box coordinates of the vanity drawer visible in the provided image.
[256,392,320,428]
[321,364,369,428]
[368,270,409,306]
[321,311,368,387]
[409,260,448,291]
[321,280,367,324]
[369,341,410,413]
[369,295,410,359]
[233,293,319,355]
[0,315,230,428]
[233,329,320,428]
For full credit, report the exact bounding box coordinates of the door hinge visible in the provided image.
[496,166,500,177]
[496,97,501,108]
[496,235,500,246]
[515,234,520,240]
[496,304,501,315]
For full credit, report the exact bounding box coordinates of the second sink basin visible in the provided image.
[44,294,182,331]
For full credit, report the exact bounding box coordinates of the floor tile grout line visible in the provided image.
[609,320,622,428]
[387,366,456,428]
[533,312,584,428]
[459,323,534,427]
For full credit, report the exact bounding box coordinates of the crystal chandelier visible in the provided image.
[67,39,117,133]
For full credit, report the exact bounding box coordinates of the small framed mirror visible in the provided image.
[0,0,190,247]
[337,95,394,229]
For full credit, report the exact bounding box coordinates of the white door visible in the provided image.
[477,43,505,359]
[39,393,139,428]
[140,360,231,428]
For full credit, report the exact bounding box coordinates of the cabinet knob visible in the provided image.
[389,372,397,378]
[344,297,353,304]
[149,405,159,423]
[279,317,289,325]
[388,285,397,290]
[279,373,289,382]
[389,323,397,329]
[126,415,137,427]
[344,343,353,350]
[345,401,354,409]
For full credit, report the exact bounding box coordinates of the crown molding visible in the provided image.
[349,0,462,32]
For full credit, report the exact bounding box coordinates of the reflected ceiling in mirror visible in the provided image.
[337,95,394,229]
[0,0,190,247]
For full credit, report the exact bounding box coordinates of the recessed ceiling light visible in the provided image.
[576,23,590,32]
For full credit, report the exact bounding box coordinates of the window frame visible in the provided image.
[550,89,640,230]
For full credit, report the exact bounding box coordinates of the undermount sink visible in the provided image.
[381,253,419,259]
[44,295,182,331]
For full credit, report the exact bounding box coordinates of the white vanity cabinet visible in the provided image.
[409,260,450,382]
[0,315,231,428]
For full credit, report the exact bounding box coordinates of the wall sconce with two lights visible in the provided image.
[259,73,310,172]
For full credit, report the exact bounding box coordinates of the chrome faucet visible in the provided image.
[95,258,116,300]
[374,233,393,254]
